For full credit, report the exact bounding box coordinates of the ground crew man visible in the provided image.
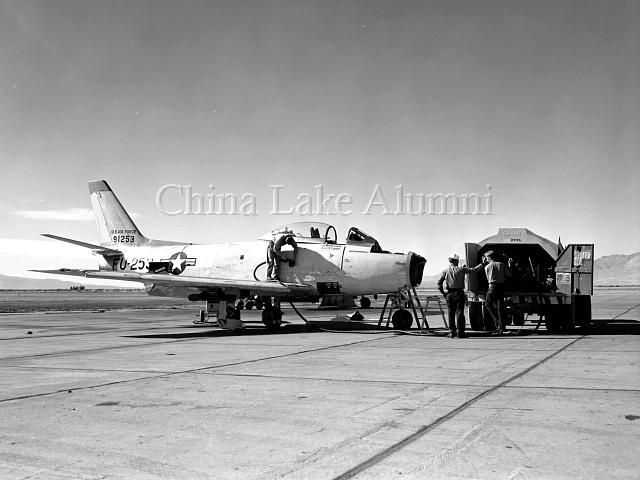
[483,250,513,334]
[266,240,276,279]
[269,232,299,280]
[437,254,484,338]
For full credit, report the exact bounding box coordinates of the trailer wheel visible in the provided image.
[245,300,254,310]
[572,295,592,330]
[391,309,413,330]
[511,312,525,326]
[469,302,484,330]
[545,310,562,334]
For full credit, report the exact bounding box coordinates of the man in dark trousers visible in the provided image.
[483,250,513,334]
[266,240,276,279]
[437,254,485,338]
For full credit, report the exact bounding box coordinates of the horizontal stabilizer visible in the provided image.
[30,269,91,277]
[41,234,122,256]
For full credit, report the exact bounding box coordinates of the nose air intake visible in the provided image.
[407,252,426,287]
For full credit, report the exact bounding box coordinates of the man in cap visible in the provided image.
[483,250,513,334]
[437,254,485,338]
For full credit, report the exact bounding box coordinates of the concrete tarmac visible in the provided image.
[0,289,639,479]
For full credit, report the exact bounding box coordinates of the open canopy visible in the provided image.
[259,222,385,252]
[259,222,334,243]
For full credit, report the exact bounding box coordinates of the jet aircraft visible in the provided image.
[35,180,426,330]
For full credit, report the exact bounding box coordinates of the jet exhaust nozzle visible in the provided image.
[407,252,426,287]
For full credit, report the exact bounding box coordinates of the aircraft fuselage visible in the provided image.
[102,240,417,299]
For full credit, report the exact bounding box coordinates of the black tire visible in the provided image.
[545,309,562,334]
[227,306,241,320]
[255,299,264,310]
[572,295,592,329]
[469,302,484,331]
[245,300,254,310]
[360,297,371,309]
[547,305,576,334]
[391,309,413,330]
[511,312,525,326]
[261,309,281,331]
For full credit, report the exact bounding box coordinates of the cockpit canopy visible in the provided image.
[259,222,386,252]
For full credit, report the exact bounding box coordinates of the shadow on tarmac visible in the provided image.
[123,320,639,340]
[590,319,640,335]
[124,320,389,339]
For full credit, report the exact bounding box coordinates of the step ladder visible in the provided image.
[424,295,448,329]
[377,287,434,332]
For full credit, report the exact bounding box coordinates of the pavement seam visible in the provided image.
[611,302,640,319]
[0,335,396,403]
[331,335,586,480]
[0,337,204,361]
[7,366,638,393]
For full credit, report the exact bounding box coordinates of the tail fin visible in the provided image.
[89,180,149,247]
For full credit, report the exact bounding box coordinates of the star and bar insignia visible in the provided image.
[160,252,197,275]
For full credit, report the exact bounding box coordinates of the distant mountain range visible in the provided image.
[1,252,637,289]
[593,252,640,286]
[0,274,138,290]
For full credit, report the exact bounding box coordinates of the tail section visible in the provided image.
[89,180,149,247]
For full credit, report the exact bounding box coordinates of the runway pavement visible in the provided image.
[0,288,639,479]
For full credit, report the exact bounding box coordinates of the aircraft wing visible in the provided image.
[31,269,315,297]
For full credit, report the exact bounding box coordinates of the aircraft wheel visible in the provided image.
[391,308,413,330]
[360,296,371,309]
[262,309,282,331]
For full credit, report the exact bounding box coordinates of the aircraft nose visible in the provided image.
[407,252,426,287]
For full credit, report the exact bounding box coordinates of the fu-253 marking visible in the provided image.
[112,258,149,271]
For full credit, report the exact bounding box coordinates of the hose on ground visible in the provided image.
[287,301,443,336]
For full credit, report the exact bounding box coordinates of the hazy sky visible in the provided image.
[1,0,638,279]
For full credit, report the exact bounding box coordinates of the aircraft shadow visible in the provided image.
[124,320,388,339]
[588,319,640,335]
[122,320,639,339]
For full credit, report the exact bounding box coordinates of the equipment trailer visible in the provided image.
[465,228,593,334]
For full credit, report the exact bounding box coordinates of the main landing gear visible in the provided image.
[194,296,283,332]
[195,299,243,330]
[261,298,283,331]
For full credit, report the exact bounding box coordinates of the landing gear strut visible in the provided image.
[195,299,242,330]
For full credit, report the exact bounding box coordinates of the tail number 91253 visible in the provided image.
[113,235,136,243]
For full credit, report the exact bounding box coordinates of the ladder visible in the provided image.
[424,295,448,329]
[377,287,433,332]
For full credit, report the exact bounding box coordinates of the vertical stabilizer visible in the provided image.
[89,180,148,246]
